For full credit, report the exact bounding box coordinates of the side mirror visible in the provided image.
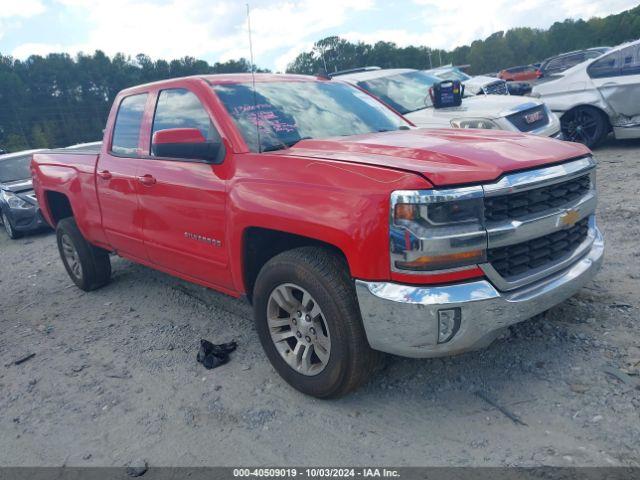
[151,128,224,164]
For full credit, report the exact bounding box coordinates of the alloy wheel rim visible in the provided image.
[563,109,598,144]
[267,283,331,376]
[61,233,82,281]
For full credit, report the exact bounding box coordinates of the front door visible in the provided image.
[96,93,148,260]
[136,88,232,289]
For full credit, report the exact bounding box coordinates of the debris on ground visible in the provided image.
[196,339,237,370]
[13,353,35,366]
[126,458,148,477]
[602,366,640,390]
[475,390,528,426]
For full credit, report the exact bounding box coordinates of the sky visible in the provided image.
[0,0,637,72]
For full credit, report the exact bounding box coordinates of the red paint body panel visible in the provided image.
[285,128,590,187]
[31,74,589,298]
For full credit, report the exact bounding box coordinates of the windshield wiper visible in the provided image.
[261,137,312,152]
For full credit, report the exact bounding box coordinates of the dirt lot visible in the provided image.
[1,139,639,468]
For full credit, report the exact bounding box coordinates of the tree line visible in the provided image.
[286,4,640,74]
[1,4,639,152]
[0,52,262,152]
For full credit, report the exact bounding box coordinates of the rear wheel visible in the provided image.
[253,247,380,398]
[1,211,21,239]
[561,106,608,148]
[56,218,111,291]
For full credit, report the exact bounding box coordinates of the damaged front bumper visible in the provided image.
[355,227,604,358]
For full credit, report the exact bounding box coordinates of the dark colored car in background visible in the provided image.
[505,82,533,96]
[539,47,611,77]
[498,65,541,81]
[0,149,48,239]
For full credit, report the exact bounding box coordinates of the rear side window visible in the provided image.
[588,51,620,78]
[151,89,220,146]
[621,45,640,76]
[111,94,148,156]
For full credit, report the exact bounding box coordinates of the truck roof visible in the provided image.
[118,73,326,95]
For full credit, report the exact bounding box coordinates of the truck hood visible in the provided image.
[283,128,590,187]
[405,96,543,124]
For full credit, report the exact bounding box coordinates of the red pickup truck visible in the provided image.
[32,74,604,397]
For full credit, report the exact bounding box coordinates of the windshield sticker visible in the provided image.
[232,104,297,133]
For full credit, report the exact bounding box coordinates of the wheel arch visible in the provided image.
[242,227,350,303]
[43,190,74,226]
[561,104,612,132]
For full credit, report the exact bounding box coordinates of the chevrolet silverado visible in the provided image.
[32,74,604,397]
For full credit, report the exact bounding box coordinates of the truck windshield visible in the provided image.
[357,71,441,115]
[0,155,31,183]
[212,81,407,152]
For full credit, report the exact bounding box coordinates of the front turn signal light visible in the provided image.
[395,249,486,271]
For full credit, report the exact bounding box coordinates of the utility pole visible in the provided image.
[428,51,433,69]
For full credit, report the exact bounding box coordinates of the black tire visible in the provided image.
[56,217,111,291]
[1,210,22,239]
[253,246,381,398]
[561,106,609,148]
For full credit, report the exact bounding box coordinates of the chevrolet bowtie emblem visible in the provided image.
[559,209,580,228]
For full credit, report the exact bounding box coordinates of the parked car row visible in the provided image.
[333,67,562,138]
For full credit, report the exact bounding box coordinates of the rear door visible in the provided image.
[136,87,232,289]
[589,45,640,118]
[96,93,149,260]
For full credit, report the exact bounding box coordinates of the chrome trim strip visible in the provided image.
[482,156,596,197]
[481,215,598,291]
[485,192,596,249]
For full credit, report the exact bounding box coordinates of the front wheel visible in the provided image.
[561,106,608,148]
[253,247,380,398]
[56,217,111,291]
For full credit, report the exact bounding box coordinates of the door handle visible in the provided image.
[97,170,112,180]
[137,174,157,186]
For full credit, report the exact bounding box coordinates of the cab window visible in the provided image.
[150,88,224,162]
[111,93,148,156]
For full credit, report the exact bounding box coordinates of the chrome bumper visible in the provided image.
[355,227,604,358]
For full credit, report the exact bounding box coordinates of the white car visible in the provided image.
[532,39,640,147]
[426,65,509,95]
[335,68,561,138]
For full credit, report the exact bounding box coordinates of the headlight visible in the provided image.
[450,118,501,129]
[1,190,31,210]
[390,188,487,272]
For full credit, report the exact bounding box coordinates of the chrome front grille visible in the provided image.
[487,218,589,279]
[480,156,598,290]
[484,174,591,222]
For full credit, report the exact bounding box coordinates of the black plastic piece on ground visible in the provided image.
[197,339,237,370]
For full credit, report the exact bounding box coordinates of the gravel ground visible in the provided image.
[1,139,639,467]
